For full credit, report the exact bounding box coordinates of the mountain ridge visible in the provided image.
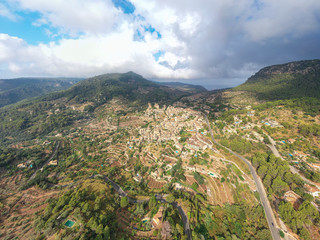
[0,72,195,144]
[234,59,320,100]
[0,77,82,108]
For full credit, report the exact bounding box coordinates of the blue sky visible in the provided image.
[0,0,144,45]
[0,0,320,89]
[0,8,50,44]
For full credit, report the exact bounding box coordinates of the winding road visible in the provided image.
[204,114,280,240]
[100,175,192,240]
[267,135,320,190]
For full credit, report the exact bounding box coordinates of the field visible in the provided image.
[147,177,166,189]
[0,174,59,239]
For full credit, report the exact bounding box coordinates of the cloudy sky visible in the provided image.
[0,0,320,89]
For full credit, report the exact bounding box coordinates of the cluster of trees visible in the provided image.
[251,153,304,196]
[189,152,209,167]
[253,97,320,117]
[0,100,88,144]
[179,128,191,143]
[34,181,119,240]
[170,160,186,181]
[279,200,319,240]
[299,123,320,137]
[49,72,188,109]
[193,172,204,185]
[218,109,246,124]
[220,134,256,155]
[235,59,320,101]
[0,147,20,168]
[203,203,271,239]
[163,204,185,239]
[0,145,46,170]
[164,178,273,240]
[300,166,320,183]
[0,77,78,108]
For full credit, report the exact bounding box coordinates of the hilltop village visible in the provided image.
[1,90,319,240]
[79,102,255,199]
[2,95,319,240]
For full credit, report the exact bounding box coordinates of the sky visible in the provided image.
[0,0,320,89]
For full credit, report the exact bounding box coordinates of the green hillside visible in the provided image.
[153,81,207,94]
[43,71,188,105]
[0,78,81,108]
[234,60,320,100]
[0,72,190,144]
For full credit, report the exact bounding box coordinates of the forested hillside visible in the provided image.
[0,78,81,107]
[234,60,320,100]
[0,72,193,144]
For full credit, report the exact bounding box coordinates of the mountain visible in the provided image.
[0,77,81,108]
[0,72,192,144]
[43,71,190,105]
[234,60,320,100]
[153,81,207,94]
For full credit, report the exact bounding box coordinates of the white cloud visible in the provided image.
[0,3,18,21]
[10,0,122,35]
[244,0,320,41]
[1,0,320,88]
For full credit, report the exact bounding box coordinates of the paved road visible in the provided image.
[28,141,60,181]
[204,115,280,240]
[267,136,320,190]
[100,175,192,240]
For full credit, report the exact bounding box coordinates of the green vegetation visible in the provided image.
[193,171,204,185]
[0,145,46,169]
[299,123,320,137]
[34,180,119,240]
[45,72,188,108]
[219,134,266,156]
[179,128,192,143]
[154,81,207,94]
[120,197,129,208]
[251,153,304,196]
[205,204,272,239]
[0,72,194,145]
[253,97,320,116]
[234,60,320,101]
[0,77,80,108]
[279,200,319,240]
[0,100,88,144]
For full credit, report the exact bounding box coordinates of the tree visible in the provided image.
[96,224,104,234]
[279,201,294,224]
[191,182,199,191]
[257,165,268,179]
[257,229,272,240]
[166,194,175,203]
[149,195,157,210]
[94,196,102,211]
[104,225,110,239]
[193,172,204,184]
[299,227,311,240]
[271,176,289,196]
[120,196,129,208]
[298,200,319,222]
[263,174,272,187]
[263,136,271,144]
[279,230,285,238]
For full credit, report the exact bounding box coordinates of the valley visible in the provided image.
[0,60,319,240]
